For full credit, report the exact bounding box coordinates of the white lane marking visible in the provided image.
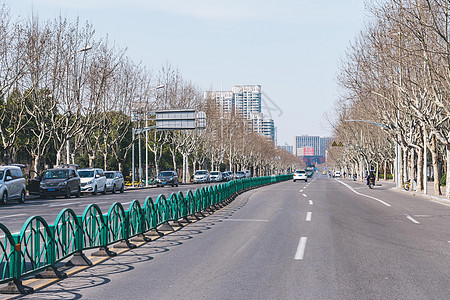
[295,237,308,260]
[302,194,307,197]
[414,215,431,217]
[122,201,133,205]
[300,190,303,192]
[309,200,313,205]
[0,213,26,219]
[336,180,391,207]
[49,202,77,208]
[404,214,420,224]
[220,219,268,222]
[306,212,312,221]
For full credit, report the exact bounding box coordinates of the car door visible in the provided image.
[4,170,16,198]
[28,170,41,195]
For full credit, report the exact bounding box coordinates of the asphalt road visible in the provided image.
[13,174,450,299]
[0,182,214,234]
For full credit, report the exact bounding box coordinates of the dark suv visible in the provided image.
[29,166,81,198]
[155,171,179,187]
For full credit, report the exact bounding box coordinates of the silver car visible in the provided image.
[0,165,27,205]
[105,171,125,193]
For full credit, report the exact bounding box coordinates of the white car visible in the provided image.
[0,165,26,204]
[210,171,223,182]
[293,170,307,182]
[79,168,107,195]
[193,170,210,183]
[334,171,341,178]
[105,171,125,193]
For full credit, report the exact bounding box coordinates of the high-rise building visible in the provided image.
[232,85,262,120]
[320,137,333,157]
[279,145,293,154]
[294,135,321,156]
[250,113,275,142]
[204,85,275,142]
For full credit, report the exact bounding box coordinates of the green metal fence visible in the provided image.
[0,174,291,286]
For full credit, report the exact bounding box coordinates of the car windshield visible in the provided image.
[78,171,94,178]
[105,172,114,179]
[211,172,220,175]
[237,172,244,175]
[159,172,173,177]
[195,171,207,175]
[43,170,68,179]
[296,171,305,174]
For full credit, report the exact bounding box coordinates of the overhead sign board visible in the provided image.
[154,109,206,130]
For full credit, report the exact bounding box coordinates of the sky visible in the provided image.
[7,0,367,147]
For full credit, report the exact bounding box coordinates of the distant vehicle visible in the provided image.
[0,165,26,205]
[193,170,210,183]
[210,171,223,182]
[293,170,307,182]
[156,171,179,187]
[334,171,341,178]
[79,168,107,195]
[244,170,250,178]
[235,171,246,179]
[105,171,125,193]
[222,171,233,181]
[33,167,81,199]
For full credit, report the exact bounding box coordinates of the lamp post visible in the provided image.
[67,46,92,165]
[344,119,400,188]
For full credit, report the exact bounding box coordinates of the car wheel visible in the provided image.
[19,190,26,203]
[293,179,296,182]
[112,184,116,194]
[120,184,124,193]
[92,186,97,195]
[176,183,178,187]
[76,187,81,198]
[102,185,107,195]
[1,192,7,205]
[305,179,308,182]
[64,187,71,199]
[171,183,174,187]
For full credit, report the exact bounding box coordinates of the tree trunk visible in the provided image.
[56,150,62,166]
[430,135,441,195]
[417,147,423,191]
[409,148,415,191]
[446,144,450,199]
[89,153,96,168]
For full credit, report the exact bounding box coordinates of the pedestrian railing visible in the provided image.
[0,174,291,292]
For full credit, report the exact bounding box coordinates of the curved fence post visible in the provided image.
[155,194,174,232]
[107,202,136,249]
[82,204,116,257]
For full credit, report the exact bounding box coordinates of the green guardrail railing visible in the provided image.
[0,174,291,293]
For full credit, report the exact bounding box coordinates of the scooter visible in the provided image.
[368,177,375,189]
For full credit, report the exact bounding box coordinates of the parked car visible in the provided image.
[235,171,246,179]
[156,171,179,187]
[78,168,107,195]
[32,167,81,198]
[334,171,341,178]
[210,171,223,182]
[222,171,232,181]
[293,170,307,182]
[0,165,26,205]
[193,170,210,183]
[105,171,125,193]
[244,170,250,178]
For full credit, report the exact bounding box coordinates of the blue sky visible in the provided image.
[8,0,367,146]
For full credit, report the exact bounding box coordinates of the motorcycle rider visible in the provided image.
[366,171,375,185]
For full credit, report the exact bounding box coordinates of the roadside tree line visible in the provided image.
[330,0,450,197]
[0,5,301,181]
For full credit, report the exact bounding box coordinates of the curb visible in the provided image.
[389,187,450,206]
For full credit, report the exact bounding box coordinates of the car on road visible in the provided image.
[235,171,246,179]
[334,171,341,178]
[293,170,307,182]
[210,171,223,182]
[156,171,179,187]
[222,171,233,181]
[37,167,81,198]
[105,171,125,193]
[244,170,250,178]
[79,168,107,195]
[0,165,27,205]
[193,170,210,183]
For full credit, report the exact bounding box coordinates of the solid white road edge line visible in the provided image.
[404,214,420,224]
[336,180,391,207]
[306,212,312,221]
[295,237,308,260]
[220,219,269,222]
[49,202,77,208]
